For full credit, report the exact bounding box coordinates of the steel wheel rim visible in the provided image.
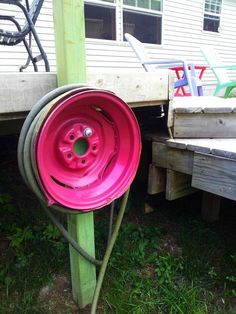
[35,90,141,211]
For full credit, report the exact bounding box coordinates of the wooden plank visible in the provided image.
[167,139,188,150]
[168,138,236,160]
[87,71,170,105]
[152,142,193,175]
[127,100,167,108]
[53,0,96,308]
[167,138,213,154]
[203,106,233,113]
[173,96,236,114]
[192,153,236,201]
[167,98,174,129]
[0,73,56,116]
[152,142,169,168]
[168,70,175,101]
[173,113,236,138]
[210,139,236,160]
[201,192,221,222]
[0,71,170,121]
[147,164,166,194]
[166,169,196,200]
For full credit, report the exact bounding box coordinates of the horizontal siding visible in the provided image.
[0,0,235,94]
[160,0,236,85]
[0,0,55,72]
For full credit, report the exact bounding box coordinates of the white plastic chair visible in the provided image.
[125,33,202,96]
[200,45,236,97]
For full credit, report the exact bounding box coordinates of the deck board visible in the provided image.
[151,135,236,201]
[169,96,236,138]
[0,71,171,121]
[167,138,236,159]
[173,96,236,114]
[192,153,236,200]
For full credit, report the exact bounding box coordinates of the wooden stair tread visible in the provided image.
[167,138,236,159]
[173,96,236,113]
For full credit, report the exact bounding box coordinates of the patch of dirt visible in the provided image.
[137,264,156,279]
[159,234,182,257]
[38,273,90,314]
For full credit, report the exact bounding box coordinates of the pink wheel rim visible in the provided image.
[36,90,141,211]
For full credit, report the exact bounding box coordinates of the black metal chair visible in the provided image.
[0,0,50,71]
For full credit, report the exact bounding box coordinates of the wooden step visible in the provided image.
[168,96,236,138]
[152,137,236,201]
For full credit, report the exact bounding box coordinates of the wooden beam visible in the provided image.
[0,71,170,122]
[53,0,96,308]
[87,71,169,105]
[147,164,166,195]
[201,192,221,222]
[152,142,194,175]
[192,152,236,201]
[166,169,196,200]
[173,113,236,138]
[0,73,56,116]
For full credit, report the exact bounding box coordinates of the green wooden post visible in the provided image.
[52,0,96,308]
[53,0,86,85]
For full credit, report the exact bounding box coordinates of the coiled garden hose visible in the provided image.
[18,84,137,313]
[18,84,98,214]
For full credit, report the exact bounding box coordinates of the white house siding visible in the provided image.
[0,0,236,94]
[0,0,56,72]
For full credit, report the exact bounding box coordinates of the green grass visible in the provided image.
[0,135,236,313]
[97,216,236,314]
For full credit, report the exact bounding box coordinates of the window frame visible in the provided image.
[203,0,222,33]
[85,0,163,44]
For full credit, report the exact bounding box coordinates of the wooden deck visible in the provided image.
[168,96,236,138]
[1,71,236,221]
[147,95,236,221]
[0,71,172,120]
[152,138,236,201]
[0,71,173,134]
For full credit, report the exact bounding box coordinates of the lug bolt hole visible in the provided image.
[69,134,75,140]
[67,153,72,159]
[81,159,86,164]
[92,145,96,151]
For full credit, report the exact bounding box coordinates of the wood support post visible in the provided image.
[147,164,166,195]
[53,0,86,86]
[53,0,96,308]
[201,192,221,222]
[67,213,96,307]
[166,169,196,201]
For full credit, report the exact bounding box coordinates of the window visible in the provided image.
[85,0,163,44]
[123,0,162,44]
[203,0,222,32]
[85,1,116,40]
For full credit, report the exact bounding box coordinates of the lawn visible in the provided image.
[0,135,235,313]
